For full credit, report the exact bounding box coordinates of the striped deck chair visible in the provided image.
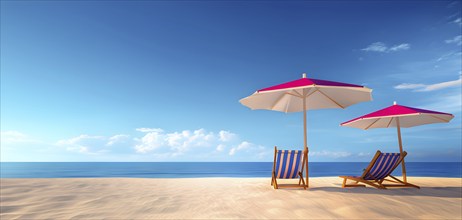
[340,150,420,189]
[271,147,307,190]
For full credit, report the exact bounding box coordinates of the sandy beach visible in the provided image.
[1,177,461,219]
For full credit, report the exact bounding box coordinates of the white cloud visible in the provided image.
[453,17,462,26]
[237,141,252,149]
[394,83,426,90]
[56,134,107,154]
[420,78,461,91]
[56,134,105,146]
[389,43,410,51]
[136,128,164,133]
[4,128,269,160]
[0,131,45,145]
[219,130,237,142]
[55,133,133,155]
[106,134,129,146]
[1,131,30,143]
[216,144,225,152]
[75,146,89,153]
[229,141,252,156]
[358,152,372,157]
[310,150,352,158]
[134,130,165,153]
[362,42,410,53]
[229,148,237,156]
[436,51,459,62]
[394,76,462,92]
[362,42,387,52]
[135,128,242,156]
[445,35,462,46]
[166,129,215,154]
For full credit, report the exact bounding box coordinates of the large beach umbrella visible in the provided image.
[240,73,372,186]
[341,102,454,182]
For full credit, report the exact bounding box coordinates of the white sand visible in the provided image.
[1,177,461,219]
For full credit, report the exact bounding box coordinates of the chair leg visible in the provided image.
[272,172,278,189]
[343,179,366,188]
[377,179,390,189]
[271,173,274,186]
[298,171,307,190]
[340,176,379,189]
[386,175,420,189]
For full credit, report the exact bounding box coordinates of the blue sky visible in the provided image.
[1,0,461,162]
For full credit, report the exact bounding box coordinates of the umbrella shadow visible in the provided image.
[309,185,462,198]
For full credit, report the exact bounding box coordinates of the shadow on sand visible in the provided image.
[307,185,462,198]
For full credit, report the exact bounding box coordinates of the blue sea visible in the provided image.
[1,162,461,178]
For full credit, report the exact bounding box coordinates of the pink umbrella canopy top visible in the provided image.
[258,77,365,93]
[240,74,372,112]
[341,103,454,129]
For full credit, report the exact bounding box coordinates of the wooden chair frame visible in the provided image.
[271,146,307,190]
[340,150,420,189]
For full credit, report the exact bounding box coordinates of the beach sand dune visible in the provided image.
[1,177,461,219]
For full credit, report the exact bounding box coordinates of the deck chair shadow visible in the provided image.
[271,146,307,190]
[340,150,420,189]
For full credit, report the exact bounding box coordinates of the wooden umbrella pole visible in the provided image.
[396,117,407,182]
[302,92,309,187]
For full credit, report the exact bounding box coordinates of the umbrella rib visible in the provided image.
[270,93,288,110]
[428,114,451,123]
[316,89,345,108]
[284,94,292,113]
[386,117,394,128]
[304,88,318,98]
[286,92,303,98]
[292,90,303,97]
[270,92,303,111]
[365,118,381,130]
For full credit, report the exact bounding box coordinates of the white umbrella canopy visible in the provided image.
[240,76,372,112]
[240,73,373,186]
[341,108,454,129]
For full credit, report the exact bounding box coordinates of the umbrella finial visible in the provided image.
[394,101,397,105]
[302,73,307,78]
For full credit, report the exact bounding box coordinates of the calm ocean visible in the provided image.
[1,162,461,178]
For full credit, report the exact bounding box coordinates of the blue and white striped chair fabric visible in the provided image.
[364,153,401,180]
[274,150,303,179]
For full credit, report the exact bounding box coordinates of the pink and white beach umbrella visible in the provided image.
[341,102,454,182]
[240,73,372,186]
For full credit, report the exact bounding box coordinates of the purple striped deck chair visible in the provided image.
[271,147,307,190]
[340,150,419,189]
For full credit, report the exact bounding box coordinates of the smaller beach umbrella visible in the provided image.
[341,101,454,182]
